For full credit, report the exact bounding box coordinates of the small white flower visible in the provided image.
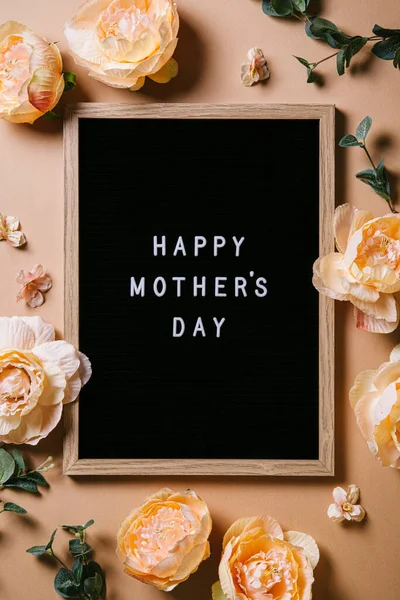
[328,485,366,523]
[241,48,270,87]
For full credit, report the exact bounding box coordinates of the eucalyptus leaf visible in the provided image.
[3,502,27,514]
[69,539,91,556]
[3,477,38,493]
[336,50,346,76]
[355,115,372,140]
[72,559,83,583]
[83,572,103,598]
[291,0,309,12]
[372,24,400,38]
[306,68,317,83]
[355,168,377,182]
[54,568,81,599]
[262,0,285,17]
[271,0,293,16]
[26,545,49,556]
[339,134,361,147]
[82,519,95,530]
[0,448,16,484]
[372,36,400,60]
[394,47,400,68]
[46,529,58,551]
[344,36,369,68]
[307,17,339,39]
[11,449,25,475]
[25,471,49,487]
[294,56,310,67]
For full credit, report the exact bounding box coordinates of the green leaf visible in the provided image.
[292,0,309,12]
[3,502,27,514]
[344,36,369,68]
[82,519,95,530]
[355,115,372,140]
[0,448,16,484]
[84,572,103,599]
[339,134,361,147]
[25,471,49,487]
[46,529,58,551]
[212,581,228,600]
[307,17,339,45]
[42,110,61,120]
[336,49,346,75]
[394,47,400,68]
[372,36,400,60]
[294,56,310,67]
[3,477,38,493]
[11,449,25,475]
[306,68,317,83]
[262,0,284,16]
[355,168,377,182]
[72,559,83,583]
[372,24,400,38]
[26,545,49,556]
[271,0,293,16]
[54,568,81,599]
[63,71,76,92]
[69,539,91,556]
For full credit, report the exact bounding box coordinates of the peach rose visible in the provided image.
[0,21,64,124]
[0,316,91,445]
[64,0,179,91]
[213,515,319,600]
[116,488,212,591]
[350,344,400,469]
[313,204,400,333]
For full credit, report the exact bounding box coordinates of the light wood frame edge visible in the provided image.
[63,103,335,477]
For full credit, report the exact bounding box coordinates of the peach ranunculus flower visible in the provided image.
[313,203,400,334]
[0,316,91,445]
[0,213,26,247]
[64,0,179,91]
[116,488,212,591]
[350,344,400,469]
[241,48,270,86]
[0,21,65,124]
[16,264,52,308]
[327,485,366,523]
[212,515,319,600]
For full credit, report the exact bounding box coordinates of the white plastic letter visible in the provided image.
[130,277,145,297]
[172,277,186,297]
[213,317,226,338]
[235,277,248,297]
[194,236,207,256]
[193,276,206,297]
[193,317,206,337]
[215,277,227,297]
[153,277,167,297]
[214,236,226,256]
[255,277,268,298]
[173,317,185,337]
[232,236,245,257]
[173,236,187,256]
[153,236,166,256]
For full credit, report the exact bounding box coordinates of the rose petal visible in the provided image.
[327,503,344,523]
[334,204,356,253]
[346,484,360,505]
[374,361,400,392]
[33,341,80,379]
[129,76,146,91]
[354,391,381,442]
[35,275,52,291]
[27,290,44,308]
[223,515,283,549]
[28,67,64,113]
[19,316,55,346]
[6,231,26,247]
[332,487,347,505]
[148,58,178,83]
[38,361,66,406]
[0,414,21,435]
[284,531,320,569]
[313,254,348,300]
[349,370,377,408]
[7,405,42,444]
[4,216,19,232]
[0,316,35,350]
[354,305,399,334]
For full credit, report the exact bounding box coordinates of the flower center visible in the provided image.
[236,550,294,598]
[97,0,150,42]
[357,227,400,273]
[0,36,30,105]
[343,502,353,512]
[0,366,30,404]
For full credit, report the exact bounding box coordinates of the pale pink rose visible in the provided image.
[241,48,270,86]
[65,0,179,91]
[313,204,400,334]
[213,515,319,600]
[0,213,26,247]
[117,488,212,591]
[0,21,64,124]
[0,316,91,445]
[328,485,366,523]
[350,344,400,468]
[16,264,52,308]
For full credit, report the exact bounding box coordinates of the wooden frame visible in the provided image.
[63,103,335,476]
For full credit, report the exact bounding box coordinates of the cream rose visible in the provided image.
[0,316,91,445]
[213,515,319,600]
[64,0,179,91]
[313,203,400,333]
[0,21,64,124]
[116,488,212,591]
[350,344,400,469]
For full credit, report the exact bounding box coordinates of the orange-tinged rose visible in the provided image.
[0,21,64,124]
[116,488,212,591]
[212,516,319,600]
[65,0,179,91]
[313,204,400,334]
[350,344,400,469]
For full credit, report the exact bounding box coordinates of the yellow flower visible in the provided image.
[116,488,211,591]
[213,515,319,600]
[313,204,400,333]
[65,0,179,91]
[0,21,64,124]
[350,344,400,469]
[0,317,91,445]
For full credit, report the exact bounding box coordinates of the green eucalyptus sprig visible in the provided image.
[340,116,396,213]
[261,1,400,82]
[27,520,106,600]
[0,447,54,494]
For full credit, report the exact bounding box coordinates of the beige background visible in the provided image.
[1,1,400,599]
